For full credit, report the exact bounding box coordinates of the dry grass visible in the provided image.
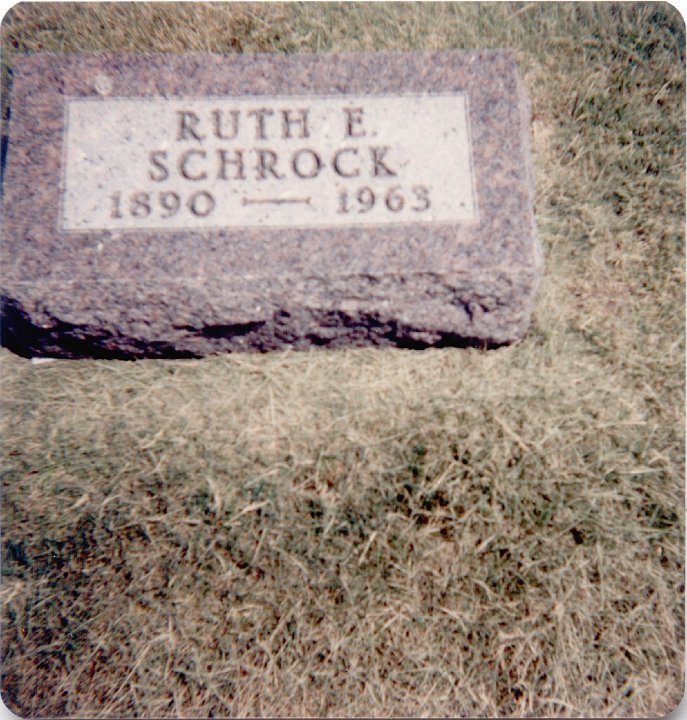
[0,2,684,717]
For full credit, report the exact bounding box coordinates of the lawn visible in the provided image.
[0,2,684,717]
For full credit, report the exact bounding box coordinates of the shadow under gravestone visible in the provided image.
[1,51,542,358]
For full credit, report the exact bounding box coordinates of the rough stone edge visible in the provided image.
[515,64,545,328]
[1,264,539,358]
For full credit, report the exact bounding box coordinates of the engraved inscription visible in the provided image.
[61,94,478,230]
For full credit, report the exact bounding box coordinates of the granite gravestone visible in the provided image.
[1,51,542,358]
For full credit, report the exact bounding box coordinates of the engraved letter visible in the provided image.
[179,149,208,181]
[255,150,284,180]
[217,149,246,180]
[248,108,275,140]
[149,150,169,182]
[291,149,323,179]
[332,147,360,178]
[177,111,205,141]
[343,107,365,138]
[282,109,310,139]
[212,109,240,140]
[370,146,397,177]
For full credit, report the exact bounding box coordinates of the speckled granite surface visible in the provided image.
[1,51,542,358]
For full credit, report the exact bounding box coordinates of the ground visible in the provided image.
[0,2,684,718]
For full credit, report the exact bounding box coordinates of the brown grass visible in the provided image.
[1,2,685,717]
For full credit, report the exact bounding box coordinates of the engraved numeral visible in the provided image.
[188,191,215,217]
[107,191,216,220]
[337,188,350,214]
[110,191,123,219]
[160,191,181,218]
[130,192,152,218]
[385,186,404,212]
[335,185,431,216]
[411,185,430,212]
[356,187,375,213]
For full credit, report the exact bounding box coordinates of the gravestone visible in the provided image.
[1,51,542,358]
